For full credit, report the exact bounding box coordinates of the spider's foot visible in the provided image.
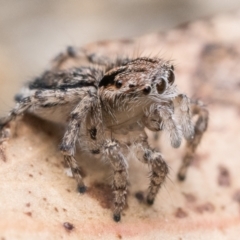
[178,172,186,181]
[113,214,121,222]
[0,123,5,132]
[0,125,10,143]
[77,185,87,194]
[146,197,154,205]
[177,167,187,181]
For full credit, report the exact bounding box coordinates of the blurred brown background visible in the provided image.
[0,0,240,117]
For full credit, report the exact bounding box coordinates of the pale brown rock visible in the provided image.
[1,10,240,240]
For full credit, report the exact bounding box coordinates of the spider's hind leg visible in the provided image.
[0,96,32,131]
[51,46,113,70]
[51,45,132,72]
[178,100,209,181]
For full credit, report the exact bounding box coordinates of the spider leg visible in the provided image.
[148,94,194,146]
[0,96,32,130]
[60,94,96,193]
[173,94,194,140]
[143,108,163,132]
[51,46,131,71]
[178,100,209,181]
[51,46,82,70]
[0,87,91,129]
[51,46,113,70]
[135,139,169,205]
[151,102,182,148]
[104,140,128,222]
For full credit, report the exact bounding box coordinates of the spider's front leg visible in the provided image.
[145,102,182,148]
[135,137,169,205]
[104,140,128,222]
[60,94,97,193]
[177,100,208,181]
[173,94,194,140]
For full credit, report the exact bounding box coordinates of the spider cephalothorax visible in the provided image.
[0,47,208,222]
[99,57,194,148]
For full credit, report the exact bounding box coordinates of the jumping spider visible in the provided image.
[0,46,208,222]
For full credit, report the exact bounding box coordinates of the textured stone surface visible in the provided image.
[1,10,240,240]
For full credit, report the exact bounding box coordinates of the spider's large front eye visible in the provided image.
[115,80,122,88]
[168,70,175,85]
[156,78,167,94]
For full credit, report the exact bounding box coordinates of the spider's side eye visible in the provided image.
[168,70,175,85]
[143,85,151,95]
[115,80,122,88]
[156,78,167,94]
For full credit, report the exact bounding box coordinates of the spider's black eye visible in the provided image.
[171,65,174,71]
[168,70,175,85]
[156,78,167,94]
[115,80,122,88]
[143,85,151,95]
